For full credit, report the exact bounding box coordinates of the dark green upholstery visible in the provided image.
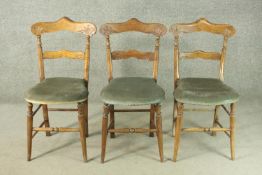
[100,77,165,105]
[174,78,239,105]
[25,77,88,104]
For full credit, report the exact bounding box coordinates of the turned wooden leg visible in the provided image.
[109,105,115,138]
[78,103,87,162]
[149,104,155,137]
[230,103,236,160]
[42,104,51,136]
[27,102,33,161]
[84,100,89,137]
[173,103,183,162]
[172,100,177,137]
[101,104,109,163]
[211,105,220,136]
[156,105,164,162]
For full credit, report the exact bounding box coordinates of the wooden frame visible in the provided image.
[100,18,166,162]
[100,18,166,81]
[27,17,96,161]
[170,18,236,161]
[170,18,236,82]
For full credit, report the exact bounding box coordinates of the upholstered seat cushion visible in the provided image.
[25,77,88,104]
[100,77,165,105]
[174,78,239,105]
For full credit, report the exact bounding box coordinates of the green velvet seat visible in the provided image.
[174,78,239,105]
[100,77,165,105]
[25,77,88,104]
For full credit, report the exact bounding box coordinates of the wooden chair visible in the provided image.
[170,18,239,161]
[25,17,96,161]
[99,18,167,163]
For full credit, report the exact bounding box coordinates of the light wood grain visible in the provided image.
[181,50,221,60]
[170,18,235,37]
[219,35,229,80]
[156,105,164,162]
[230,103,236,160]
[108,128,157,133]
[105,36,113,81]
[43,50,84,59]
[101,105,109,163]
[27,103,33,161]
[77,103,87,161]
[173,103,183,162]
[149,104,155,137]
[111,50,155,61]
[36,36,45,81]
[33,127,80,132]
[31,17,96,36]
[181,127,230,132]
[42,104,51,136]
[153,37,160,80]
[84,36,90,81]
[100,18,166,36]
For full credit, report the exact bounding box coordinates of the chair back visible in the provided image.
[100,18,167,81]
[31,17,97,82]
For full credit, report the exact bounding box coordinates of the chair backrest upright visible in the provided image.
[169,18,236,87]
[31,17,97,82]
[100,18,167,81]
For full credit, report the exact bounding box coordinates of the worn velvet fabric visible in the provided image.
[174,78,239,105]
[100,77,165,105]
[25,77,88,104]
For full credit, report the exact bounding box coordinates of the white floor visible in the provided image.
[1,97,261,175]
